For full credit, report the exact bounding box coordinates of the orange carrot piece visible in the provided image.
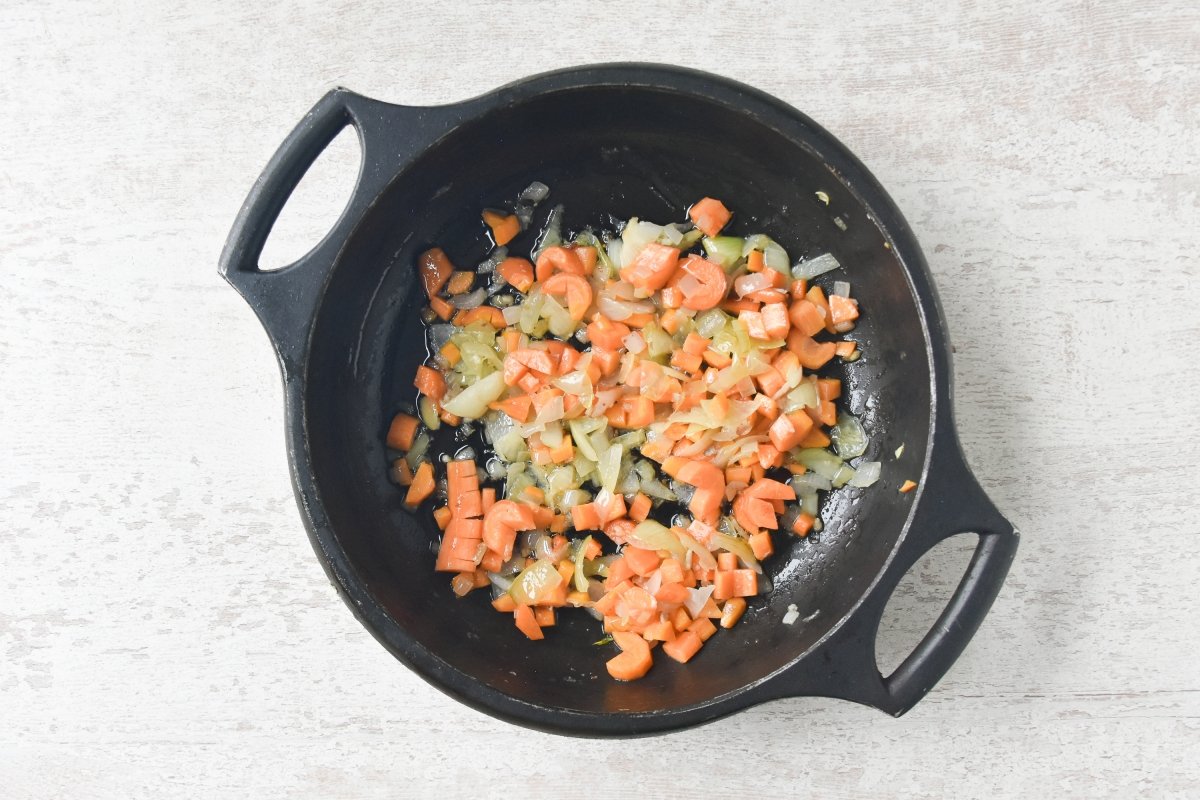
[414,365,447,401]
[687,615,718,642]
[496,257,535,292]
[392,458,414,486]
[761,302,790,339]
[746,248,765,273]
[792,512,815,537]
[659,308,682,334]
[798,425,831,448]
[534,606,556,627]
[739,310,769,340]
[768,411,815,452]
[433,506,452,531]
[446,270,475,295]
[628,492,652,523]
[451,572,477,597]
[619,242,680,292]
[535,246,587,282]
[542,273,593,321]
[571,245,598,274]
[750,530,774,560]
[514,605,544,640]
[492,594,516,612]
[719,597,747,629]
[386,412,419,451]
[662,630,704,663]
[829,294,859,328]
[607,631,653,681]
[428,295,455,321]
[483,209,521,246]
[789,299,826,336]
[835,341,858,358]
[670,349,703,375]
[405,462,435,507]
[571,502,602,531]
[688,197,731,238]
[787,332,837,370]
[623,547,663,577]
[457,306,506,328]
[668,254,728,311]
[899,480,918,494]
[418,247,455,297]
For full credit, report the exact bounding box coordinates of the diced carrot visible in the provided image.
[681,332,710,356]
[671,605,692,631]
[662,630,703,663]
[428,295,454,321]
[816,378,842,401]
[792,512,815,537]
[516,373,542,394]
[451,572,477,597]
[787,332,837,369]
[900,480,919,494]
[628,492,652,522]
[829,294,859,329]
[606,395,655,429]
[432,506,452,531]
[749,530,774,560]
[713,568,758,600]
[698,596,723,619]
[670,349,703,374]
[687,615,718,642]
[496,257,535,292]
[799,425,831,448]
[756,365,785,397]
[640,436,673,463]
[500,329,521,354]
[386,412,419,451]
[789,299,826,336]
[624,312,654,328]
[535,246,587,282]
[456,306,506,328]
[703,348,733,369]
[591,347,621,376]
[717,552,738,572]
[720,597,747,629]
[480,549,503,574]
[542,273,593,321]
[644,618,676,642]
[414,365,446,401]
[418,247,454,297]
[571,502,602,531]
[594,587,624,616]
[757,443,783,469]
[746,248,765,273]
[688,197,731,238]
[489,394,532,423]
[534,606,556,627]
[492,594,516,612]
[619,242,680,292]
[761,302,790,339]
[571,245,598,274]
[745,478,796,501]
[835,341,858,358]
[482,209,521,246]
[739,310,769,340]
[768,411,815,452]
[404,462,435,507]
[392,458,414,486]
[548,434,574,464]
[733,493,776,533]
[455,489,482,520]
[607,630,653,680]
[624,547,662,577]
[514,605,544,640]
[659,308,682,334]
[446,270,475,295]
[667,255,728,311]
[721,297,760,314]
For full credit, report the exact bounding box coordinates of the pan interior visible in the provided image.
[304,85,932,714]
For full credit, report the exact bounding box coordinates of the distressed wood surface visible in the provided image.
[2,1,1197,797]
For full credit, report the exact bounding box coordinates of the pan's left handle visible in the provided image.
[218,88,456,369]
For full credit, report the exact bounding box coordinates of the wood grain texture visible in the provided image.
[2,1,1197,797]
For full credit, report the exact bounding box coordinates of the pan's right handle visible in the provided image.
[218,88,463,370]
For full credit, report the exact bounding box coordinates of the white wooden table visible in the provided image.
[3,2,1197,797]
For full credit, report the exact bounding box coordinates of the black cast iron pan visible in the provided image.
[219,64,1018,736]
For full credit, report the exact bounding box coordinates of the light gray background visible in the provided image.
[2,1,1197,797]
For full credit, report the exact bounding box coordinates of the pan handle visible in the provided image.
[768,445,1019,715]
[218,88,459,370]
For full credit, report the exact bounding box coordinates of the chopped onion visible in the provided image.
[659,224,684,245]
[734,272,774,297]
[791,472,833,493]
[448,287,486,310]
[477,247,507,273]
[454,445,477,462]
[792,252,841,280]
[519,181,550,203]
[832,413,868,459]
[427,324,456,353]
[832,281,851,298]
[848,461,881,488]
[623,332,646,354]
[783,604,800,625]
[405,430,431,471]
[695,309,727,337]
[684,586,714,618]
[533,394,565,426]
[441,371,506,419]
[486,458,507,480]
[501,304,523,325]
